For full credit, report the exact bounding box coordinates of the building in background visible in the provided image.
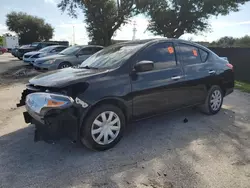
[3,36,19,51]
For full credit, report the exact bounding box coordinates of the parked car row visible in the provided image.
[17,38,234,151]
[10,41,104,71]
[16,41,69,60]
[32,45,103,70]
[21,45,103,70]
[23,45,68,63]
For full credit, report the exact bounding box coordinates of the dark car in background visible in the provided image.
[33,45,103,70]
[11,45,30,57]
[16,41,69,60]
[23,45,68,64]
[18,39,234,151]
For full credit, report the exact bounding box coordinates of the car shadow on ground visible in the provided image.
[0,107,249,188]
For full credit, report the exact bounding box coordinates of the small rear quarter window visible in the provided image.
[199,49,209,62]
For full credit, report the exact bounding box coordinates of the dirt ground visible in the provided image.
[0,53,250,188]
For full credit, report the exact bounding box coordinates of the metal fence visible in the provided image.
[209,47,250,83]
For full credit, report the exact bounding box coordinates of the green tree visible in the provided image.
[3,33,13,37]
[58,0,138,46]
[234,35,250,47]
[6,12,54,45]
[0,36,3,46]
[210,36,236,47]
[146,0,249,38]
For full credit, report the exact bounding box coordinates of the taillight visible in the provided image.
[226,63,233,70]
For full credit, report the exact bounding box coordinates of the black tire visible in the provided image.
[200,85,223,115]
[18,56,22,60]
[58,62,72,69]
[80,104,125,151]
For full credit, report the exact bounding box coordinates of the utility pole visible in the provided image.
[132,21,137,40]
[72,25,75,45]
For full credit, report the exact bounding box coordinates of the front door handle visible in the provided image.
[171,76,182,80]
[209,70,216,74]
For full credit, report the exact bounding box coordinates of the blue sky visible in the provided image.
[1,0,250,44]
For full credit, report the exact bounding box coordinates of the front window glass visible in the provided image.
[31,42,39,47]
[80,44,144,69]
[137,42,177,70]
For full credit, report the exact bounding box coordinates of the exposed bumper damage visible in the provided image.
[17,88,82,143]
[24,109,78,143]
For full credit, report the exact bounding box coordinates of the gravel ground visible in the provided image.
[0,54,250,188]
[0,53,23,74]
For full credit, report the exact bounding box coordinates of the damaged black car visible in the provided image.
[17,39,234,151]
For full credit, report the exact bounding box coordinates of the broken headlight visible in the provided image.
[25,92,74,116]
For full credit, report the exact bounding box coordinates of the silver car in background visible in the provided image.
[23,45,67,64]
[33,45,103,70]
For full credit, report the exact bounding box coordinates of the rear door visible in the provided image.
[131,42,188,119]
[176,43,212,105]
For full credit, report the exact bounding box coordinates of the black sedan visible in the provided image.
[17,38,234,151]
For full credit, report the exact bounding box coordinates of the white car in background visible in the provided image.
[23,45,67,64]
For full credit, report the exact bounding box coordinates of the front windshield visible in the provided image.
[31,42,39,47]
[59,46,81,55]
[80,44,144,69]
[38,46,54,52]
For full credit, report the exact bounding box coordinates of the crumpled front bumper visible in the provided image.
[18,90,80,143]
[24,107,78,143]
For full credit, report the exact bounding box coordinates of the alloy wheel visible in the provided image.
[210,90,222,111]
[61,64,69,68]
[91,111,121,145]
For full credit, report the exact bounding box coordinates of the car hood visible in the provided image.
[29,67,109,88]
[35,54,66,62]
[19,46,36,50]
[25,51,41,56]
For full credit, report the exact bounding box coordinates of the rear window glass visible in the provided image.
[199,49,209,62]
[178,43,202,65]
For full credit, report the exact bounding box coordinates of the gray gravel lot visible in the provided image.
[0,54,250,188]
[0,53,23,74]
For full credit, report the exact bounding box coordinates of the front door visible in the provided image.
[131,42,187,119]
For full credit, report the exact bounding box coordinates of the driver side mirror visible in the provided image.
[134,61,154,72]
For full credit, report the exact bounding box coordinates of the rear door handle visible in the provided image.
[171,76,182,80]
[209,70,216,74]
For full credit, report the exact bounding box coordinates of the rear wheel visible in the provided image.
[200,85,223,115]
[80,104,125,151]
[18,56,22,60]
[58,62,71,69]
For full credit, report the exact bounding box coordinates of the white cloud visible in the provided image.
[0,24,8,35]
[54,21,89,45]
[114,16,159,41]
[44,0,57,6]
[212,20,250,28]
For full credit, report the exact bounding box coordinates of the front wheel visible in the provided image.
[200,85,223,115]
[58,62,71,69]
[80,104,125,151]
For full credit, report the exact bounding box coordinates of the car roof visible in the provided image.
[116,38,210,51]
[49,45,67,48]
[80,45,104,48]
